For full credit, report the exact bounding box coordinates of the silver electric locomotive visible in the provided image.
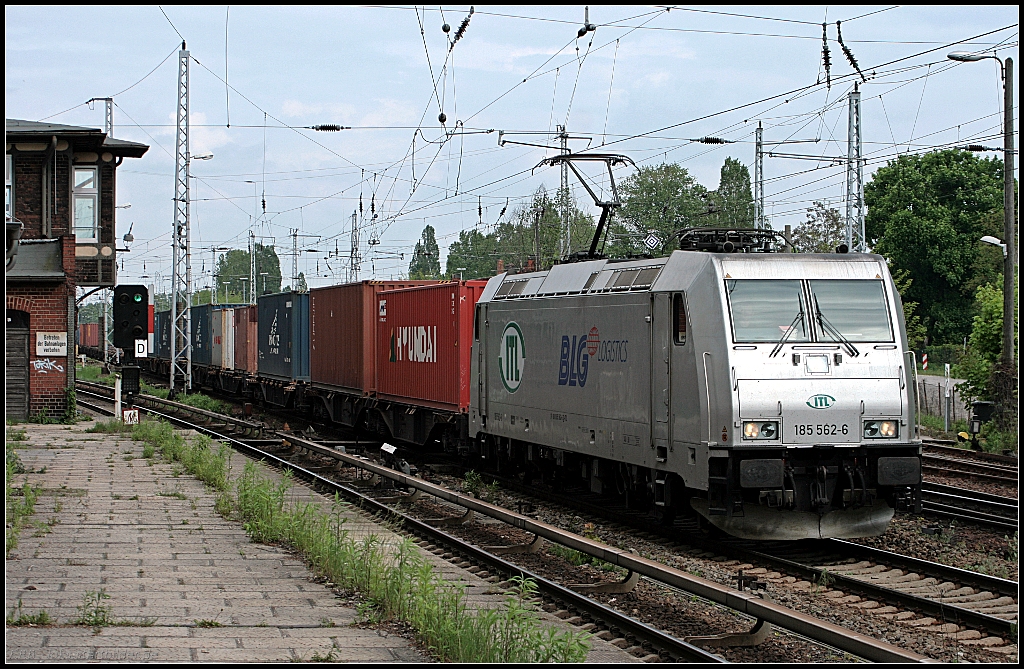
[469,241,921,540]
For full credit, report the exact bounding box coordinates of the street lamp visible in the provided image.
[980,235,1008,259]
[948,50,1016,418]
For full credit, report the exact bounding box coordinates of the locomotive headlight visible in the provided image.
[743,421,778,440]
[863,420,898,438]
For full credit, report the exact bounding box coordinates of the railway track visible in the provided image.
[921,482,1018,530]
[73,384,932,663]
[470,470,1018,641]
[922,455,1018,485]
[923,441,1019,466]
[921,441,1019,486]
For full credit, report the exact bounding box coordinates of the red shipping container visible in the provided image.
[310,280,435,394]
[375,281,487,412]
[80,323,99,348]
[233,305,258,373]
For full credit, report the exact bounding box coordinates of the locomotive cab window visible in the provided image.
[673,294,687,345]
[808,280,893,342]
[726,279,809,343]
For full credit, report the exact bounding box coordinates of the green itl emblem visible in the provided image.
[498,322,525,393]
[806,394,836,409]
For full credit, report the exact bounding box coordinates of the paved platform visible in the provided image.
[6,416,637,663]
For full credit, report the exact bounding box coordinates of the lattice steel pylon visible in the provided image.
[249,230,256,305]
[349,211,360,282]
[754,122,764,228]
[845,83,866,252]
[170,43,192,395]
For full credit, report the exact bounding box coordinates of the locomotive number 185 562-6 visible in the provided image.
[794,423,849,436]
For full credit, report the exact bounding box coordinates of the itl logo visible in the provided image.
[806,394,836,409]
[498,322,525,393]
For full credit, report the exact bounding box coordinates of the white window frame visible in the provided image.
[73,165,98,242]
[5,154,12,219]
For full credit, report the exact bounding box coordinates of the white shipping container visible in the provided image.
[221,308,235,370]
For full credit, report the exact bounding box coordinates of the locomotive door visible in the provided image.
[651,293,671,450]
[476,303,488,418]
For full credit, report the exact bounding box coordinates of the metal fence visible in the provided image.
[917,377,965,422]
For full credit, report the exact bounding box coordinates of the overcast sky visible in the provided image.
[5,5,1018,295]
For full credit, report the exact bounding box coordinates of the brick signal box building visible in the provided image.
[6,120,148,419]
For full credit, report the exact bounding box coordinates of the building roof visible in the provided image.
[6,119,149,158]
[5,238,65,282]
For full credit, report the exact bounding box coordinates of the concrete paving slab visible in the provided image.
[6,418,638,663]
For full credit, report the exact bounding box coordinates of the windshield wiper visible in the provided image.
[770,308,804,358]
[813,295,859,357]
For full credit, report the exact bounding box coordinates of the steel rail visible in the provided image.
[920,500,1018,531]
[922,441,1019,466]
[922,454,1019,477]
[278,432,926,663]
[923,482,1018,507]
[825,539,1019,599]
[76,381,263,434]
[922,465,1018,485]
[741,544,1017,638]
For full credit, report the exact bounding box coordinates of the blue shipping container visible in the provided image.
[257,291,309,381]
[155,310,171,360]
[191,304,214,367]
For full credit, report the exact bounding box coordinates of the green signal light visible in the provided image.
[134,294,143,302]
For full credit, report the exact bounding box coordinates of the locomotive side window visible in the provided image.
[809,280,893,342]
[673,294,687,345]
[726,280,809,343]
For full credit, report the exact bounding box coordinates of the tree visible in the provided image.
[791,201,844,253]
[215,244,282,300]
[295,272,308,292]
[445,228,497,279]
[444,186,595,277]
[864,149,1004,344]
[953,281,1013,409]
[409,225,442,279]
[709,157,754,229]
[891,269,927,352]
[610,163,710,257]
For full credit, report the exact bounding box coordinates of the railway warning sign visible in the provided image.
[121,409,140,425]
[36,332,67,356]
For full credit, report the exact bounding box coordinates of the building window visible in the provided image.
[5,154,12,218]
[73,166,98,242]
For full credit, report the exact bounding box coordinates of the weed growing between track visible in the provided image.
[233,460,590,662]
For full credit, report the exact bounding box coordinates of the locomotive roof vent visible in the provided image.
[676,227,786,254]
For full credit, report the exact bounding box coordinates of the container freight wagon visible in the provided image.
[309,280,436,426]
[155,310,171,360]
[217,305,254,395]
[79,323,100,349]
[368,281,486,447]
[218,308,236,370]
[256,291,309,407]
[233,305,258,374]
[191,304,215,368]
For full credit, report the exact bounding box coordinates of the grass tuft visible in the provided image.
[234,462,589,662]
